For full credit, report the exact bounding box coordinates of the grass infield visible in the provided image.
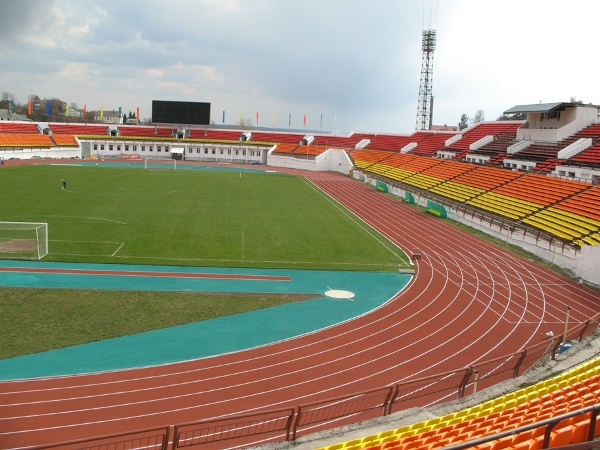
[0,164,408,358]
[0,287,318,359]
[0,164,409,271]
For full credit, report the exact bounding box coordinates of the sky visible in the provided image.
[0,0,598,134]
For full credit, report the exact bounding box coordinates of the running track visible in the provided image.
[1,170,600,448]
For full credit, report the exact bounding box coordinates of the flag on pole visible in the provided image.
[238,111,242,125]
[27,102,32,115]
[100,105,104,119]
[45,102,50,116]
[256,112,259,125]
[118,106,122,122]
[303,114,307,126]
[84,104,87,118]
[65,104,69,117]
[136,107,140,119]
[288,113,291,126]
[320,114,323,128]
[272,112,276,127]
[222,111,225,123]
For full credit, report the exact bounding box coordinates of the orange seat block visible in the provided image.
[550,426,572,447]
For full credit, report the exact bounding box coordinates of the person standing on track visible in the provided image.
[61,179,67,190]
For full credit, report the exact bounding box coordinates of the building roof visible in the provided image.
[504,102,599,115]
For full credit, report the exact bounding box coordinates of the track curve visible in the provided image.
[1,171,599,448]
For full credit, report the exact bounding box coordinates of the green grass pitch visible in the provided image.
[0,164,409,271]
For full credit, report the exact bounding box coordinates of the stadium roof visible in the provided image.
[504,102,599,114]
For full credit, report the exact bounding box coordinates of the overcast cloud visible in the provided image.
[0,0,598,133]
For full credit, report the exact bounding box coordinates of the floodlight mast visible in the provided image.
[415,29,436,130]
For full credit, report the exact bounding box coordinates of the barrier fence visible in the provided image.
[28,313,600,450]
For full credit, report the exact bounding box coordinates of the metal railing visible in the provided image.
[27,315,600,450]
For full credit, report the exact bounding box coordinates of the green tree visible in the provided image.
[458,114,469,130]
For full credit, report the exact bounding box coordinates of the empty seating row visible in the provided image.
[320,356,600,450]
[0,122,40,133]
[49,124,108,135]
[313,133,375,147]
[0,134,54,147]
[420,160,475,181]
[402,173,444,191]
[553,185,600,222]
[444,122,522,153]
[410,133,453,156]
[492,174,588,206]
[50,135,79,146]
[188,129,241,140]
[272,143,299,154]
[429,181,485,203]
[118,126,174,137]
[467,192,542,220]
[250,131,305,144]
[451,166,522,191]
[571,142,600,164]
[351,150,395,168]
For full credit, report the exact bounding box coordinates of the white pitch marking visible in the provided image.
[111,243,125,257]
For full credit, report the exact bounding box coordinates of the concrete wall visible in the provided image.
[0,146,81,159]
[267,154,317,170]
[579,246,600,285]
[315,149,353,174]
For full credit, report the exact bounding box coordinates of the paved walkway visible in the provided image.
[0,260,410,380]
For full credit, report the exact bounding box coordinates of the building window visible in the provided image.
[188,148,192,153]
[196,148,201,153]
[93,144,98,151]
[100,145,105,151]
[109,145,113,151]
[117,145,121,151]
[242,149,246,156]
[220,149,223,154]
[149,146,153,152]
[212,149,215,154]
[164,146,169,152]
[235,149,239,155]
[125,145,129,151]
[227,149,231,155]
[157,146,161,152]
[256,150,261,157]
[141,146,145,152]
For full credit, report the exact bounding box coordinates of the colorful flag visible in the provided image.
[303,114,307,126]
[45,102,50,116]
[272,112,276,127]
[288,113,291,126]
[27,102,32,115]
[256,112,259,125]
[66,104,69,117]
[136,107,140,119]
[238,111,242,125]
[118,106,122,121]
[222,111,225,123]
[100,105,104,119]
[84,104,87,118]
[320,114,323,128]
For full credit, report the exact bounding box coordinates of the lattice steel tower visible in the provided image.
[415,29,436,130]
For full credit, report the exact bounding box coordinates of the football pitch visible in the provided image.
[0,163,409,271]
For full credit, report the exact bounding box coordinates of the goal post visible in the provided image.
[0,222,48,260]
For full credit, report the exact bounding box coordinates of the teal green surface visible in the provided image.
[0,261,410,380]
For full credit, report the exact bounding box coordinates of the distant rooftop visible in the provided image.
[504,102,599,115]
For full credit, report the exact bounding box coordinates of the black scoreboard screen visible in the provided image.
[152,100,211,125]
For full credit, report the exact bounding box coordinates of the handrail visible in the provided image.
[442,404,600,449]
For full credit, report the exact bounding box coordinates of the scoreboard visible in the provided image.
[152,100,211,125]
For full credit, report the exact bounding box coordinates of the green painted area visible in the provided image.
[376,181,389,193]
[427,200,447,218]
[0,164,408,271]
[405,191,415,204]
[0,260,411,380]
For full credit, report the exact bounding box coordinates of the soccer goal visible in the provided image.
[0,222,48,260]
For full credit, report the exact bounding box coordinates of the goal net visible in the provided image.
[0,222,48,260]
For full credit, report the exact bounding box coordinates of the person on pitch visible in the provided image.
[61,179,67,190]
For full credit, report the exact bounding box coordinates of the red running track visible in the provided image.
[1,171,600,449]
